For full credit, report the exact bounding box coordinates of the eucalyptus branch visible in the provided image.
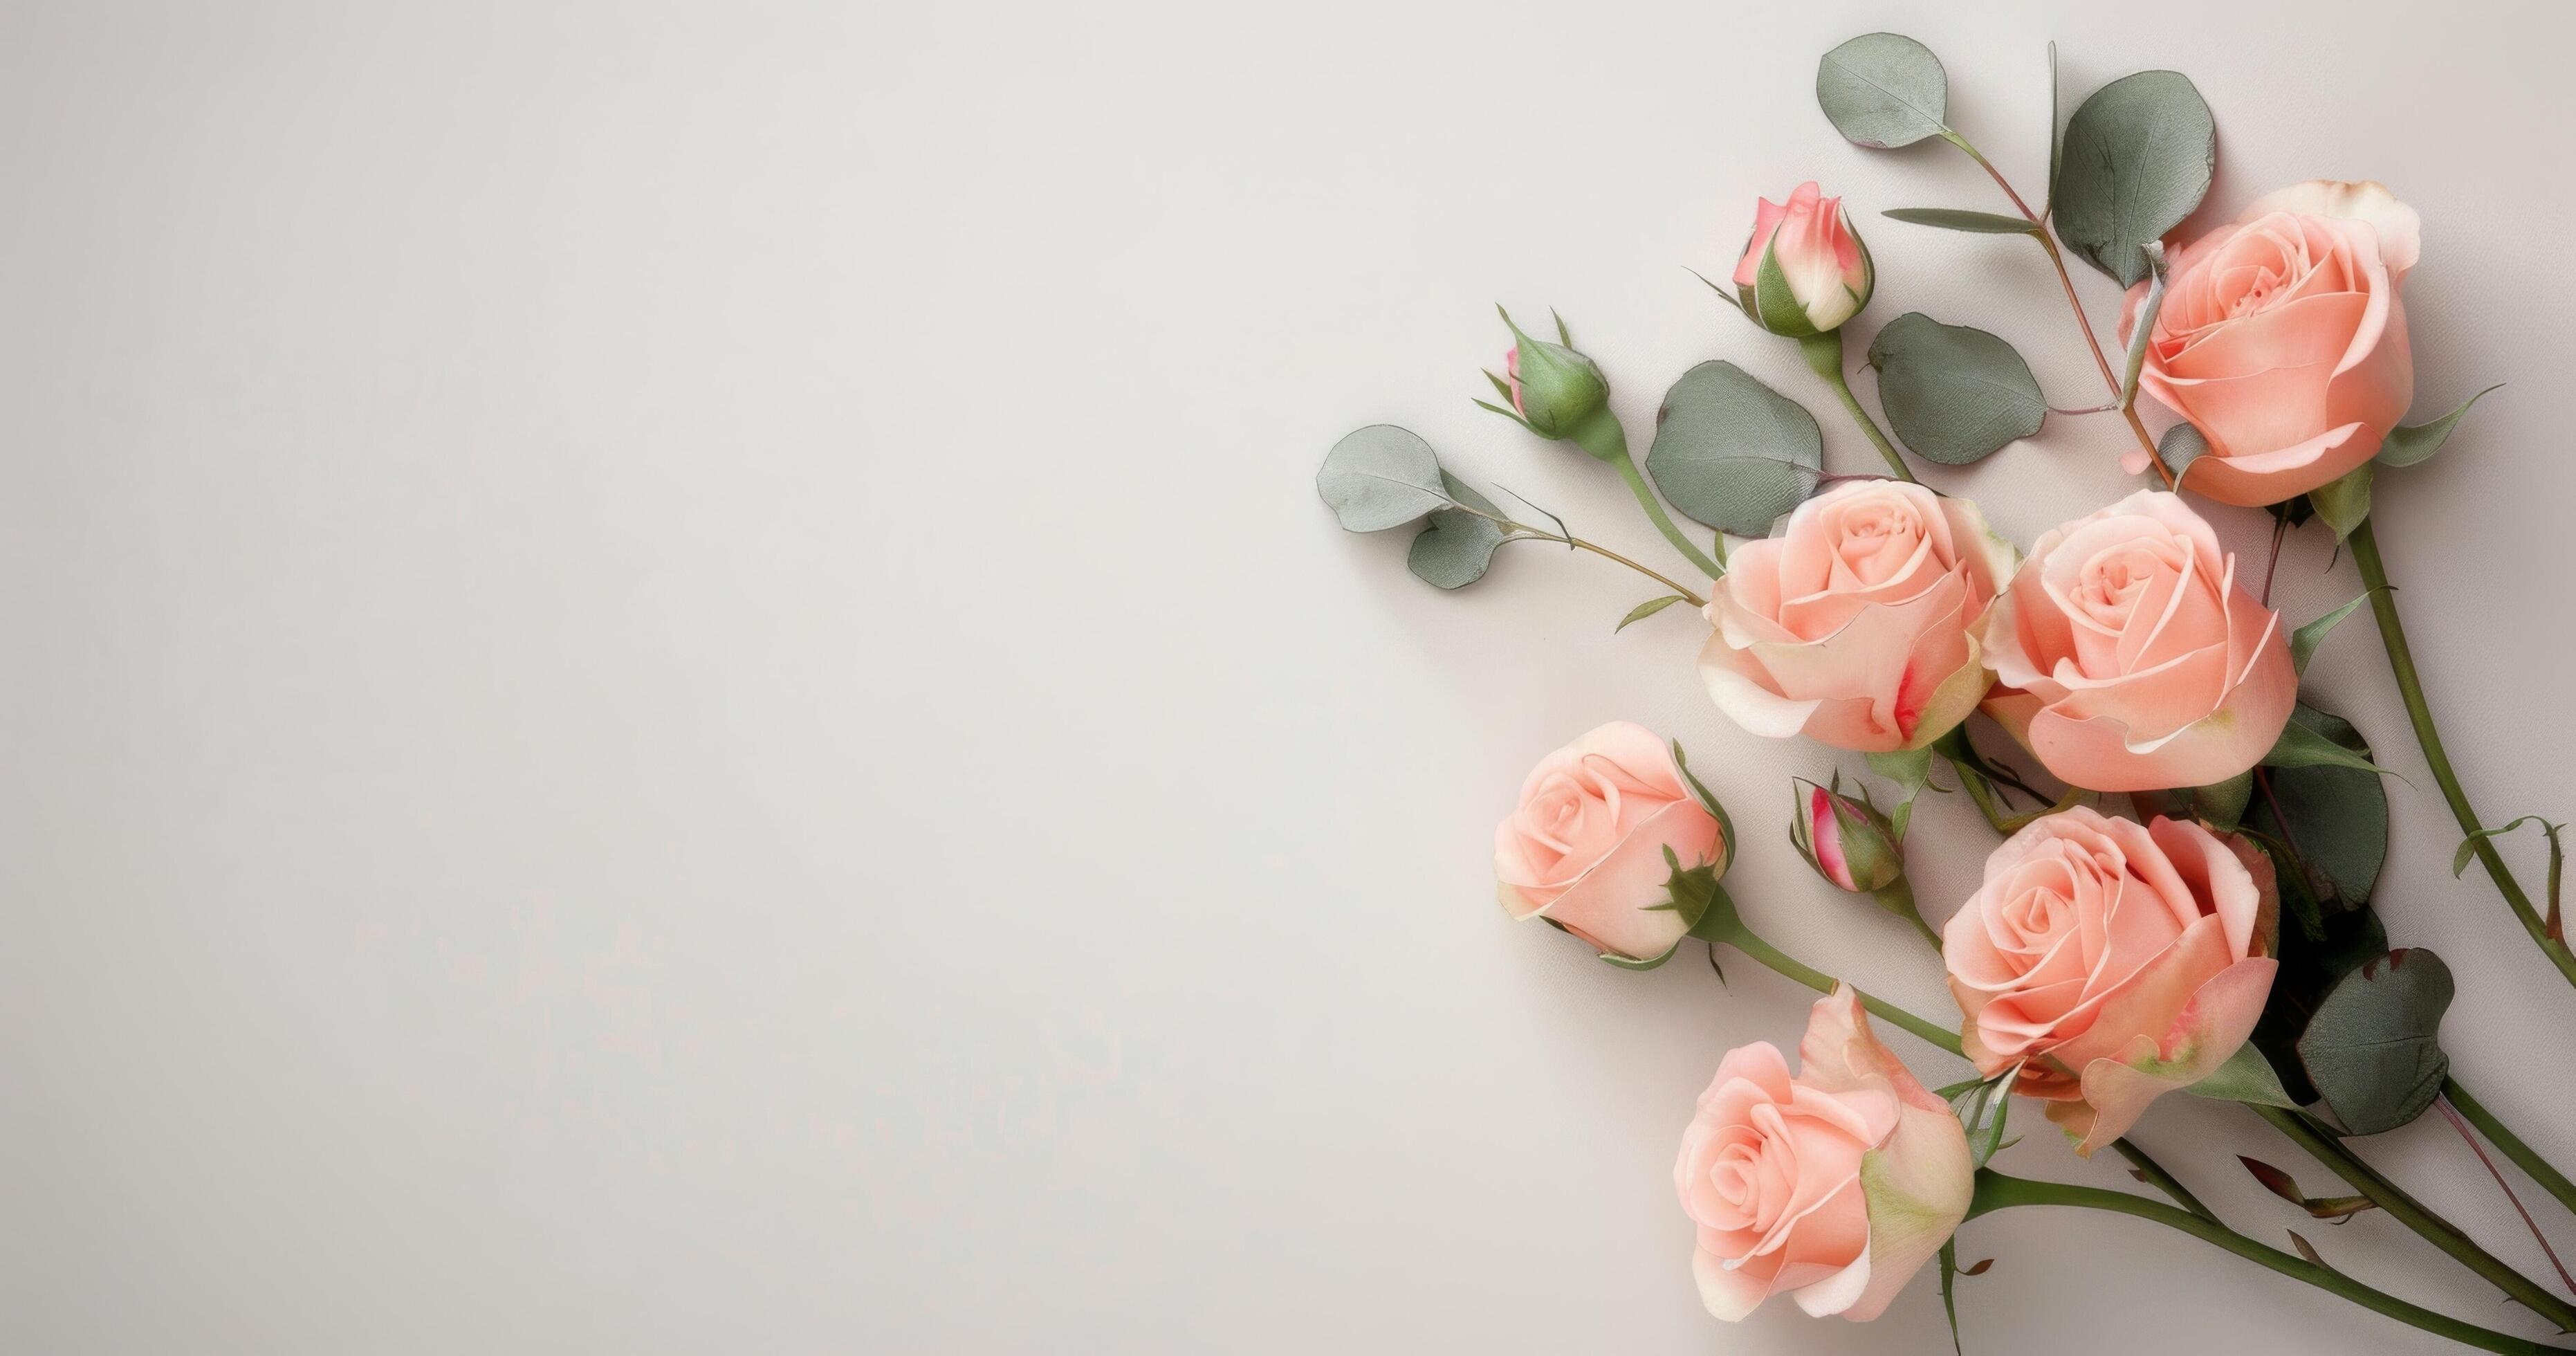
[1448,502,1707,607]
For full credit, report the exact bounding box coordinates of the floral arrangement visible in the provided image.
[1316,32,2572,1353]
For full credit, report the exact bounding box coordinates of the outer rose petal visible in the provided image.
[2243,179,2421,276]
[1509,799,1720,961]
[2017,586,2294,793]
[2050,955,2277,1153]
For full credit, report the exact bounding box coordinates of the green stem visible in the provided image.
[2445,1077,2576,1222]
[2348,520,2576,990]
[1794,329,1915,482]
[2110,1140,2220,1224]
[1570,412,1725,580]
[1969,1170,2556,1355]
[2255,1104,2576,1332]
[1446,504,1706,607]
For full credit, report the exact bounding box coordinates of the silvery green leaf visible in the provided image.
[2291,592,2371,676]
[2263,716,2388,777]
[2376,385,2502,468]
[1865,313,2045,464]
[2308,464,2374,542]
[1646,360,1824,536]
[2158,421,2209,482]
[1881,208,2039,235]
[2297,949,2454,1135]
[1406,473,1505,589]
[1816,33,1949,149]
[2052,71,2216,286]
[1316,424,1451,531]
[2117,241,2168,408]
[2246,705,2389,912]
[1614,594,1691,632]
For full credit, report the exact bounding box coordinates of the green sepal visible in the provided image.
[2182,1040,2300,1108]
[2290,592,2373,676]
[1881,207,2038,235]
[2308,464,2374,542]
[2189,771,2254,832]
[2375,384,2501,468]
[1671,740,1738,879]
[2263,719,2391,778]
[1751,236,1820,338]
[1614,594,1691,632]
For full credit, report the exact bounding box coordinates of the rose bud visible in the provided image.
[1481,307,1611,445]
[1680,984,1973,1321]
[2118,181,2418,506]
[1791,778,1902,893]
[1699,479,2015,753]
[1980,491,2294,792]
[1732,181,1875,337]
[1943,805,2280,1155]
[1494,721,1727,965]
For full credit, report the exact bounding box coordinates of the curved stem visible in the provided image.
[2348,520,2576,989]
[2256,1104,2576,1332]
[1448,504,1706,607]
[1969,1169,2556,1355]
[1582,421,1724,580]
[2112,1140,2220,1225]
[1794,330,1915,482]
[2438,1097,2576,1296]
[2445,1077,2576,1222]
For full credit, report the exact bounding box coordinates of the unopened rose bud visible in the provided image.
[1482,306,1611,448]
[1791,777,1903,894]
[1733,182,1873,336]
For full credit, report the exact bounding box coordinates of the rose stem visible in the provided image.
[1695,920,2212,1222]
[2346,519,2576,989]
[1444,504,1706,607]
[1967,1169,2556,1355]
[2436,1097,2576,1295]
[2250,515,2323,885]
[1938,128,2176,489]
[1565,412,1726,579]
[2254,1104,2576,1331]
[1793,330,1917,482]
[2442,1077,2576,1222]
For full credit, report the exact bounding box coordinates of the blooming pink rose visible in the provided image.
[2119,180,2419,506]
[1678,984,1973,1321]
[1733,181,1874,335]
[1981,491,2294,792]
[1944,806,2279,1154]
[1699,480,2015,753]
[1495,722,1724,963]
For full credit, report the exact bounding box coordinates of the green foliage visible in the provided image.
[1816,33,1949,148]
[1646,361,1824,536]
[2298,949,2454,1135]
[1406,473,1505,588]
[2052,71,2216,285]
[2376,385,2501,468]
[1881,208,2037,235]
[1614,594,1690,632]
[1316,424,1451,531]
[1865,313,2047,464]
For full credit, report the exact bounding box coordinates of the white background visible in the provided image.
[9,1,2576,1352]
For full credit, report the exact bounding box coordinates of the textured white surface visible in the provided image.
[7,1,2576,1352]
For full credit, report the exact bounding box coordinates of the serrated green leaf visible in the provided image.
[1816,33,1949,149]
[2298,949,2454,1135]
[2376,385,2502,468]
[2291,593,2371,677]
[1614,594,1690,632]
[2308,464,2374,542]
[2052,71,2216,286]
[1316,425,1452,531]
[1880,208,2039,235]
[1865,313,2045,464]
[1406,472,1506,589]
[1646,360,1824,536]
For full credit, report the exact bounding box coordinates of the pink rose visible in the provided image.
[1944,806,2279,1154]
[1699,479,2015,753]
[1678,984,1973,1321]
[1981,491,2294,793]
[1733,181,1874,336]
[1494,722,1724,964]
[2119,180,2420,506]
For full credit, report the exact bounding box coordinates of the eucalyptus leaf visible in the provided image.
[2298,949,2454,1135]
[2308,464,2375,542]
[2159,421,2209,482]
[1816,33,1949,149]
[2250,895,2386,1105]
[1615,594,1691,632]
[2052,71,2216,286]
[1316,424,1451,531]
[1646,360,1825,536]
[2245,705,2389,912]
[1881,208,2039,235]
[1407,473,1506,589]
[2376,385,2501,468]
[2291,593,2371,676]
[2117,241,2168,408]
[1865,313,2045,464]
[2263,717,2387,777]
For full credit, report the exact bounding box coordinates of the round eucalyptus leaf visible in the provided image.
[1816,33,1949,149]
[2052,71,2215,286]
[1864,313,2045,464]
[2245,704,2388,911]
[1646,361,1823,538]
[1406,473,1505,589]
[2298,949,2454,1135]
[1316,424,1450,532]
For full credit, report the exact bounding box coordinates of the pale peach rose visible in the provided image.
[1733,181,1874,335]
[1495,722,1724,963]
[1944,806,2279,1154]
[1699,480,2015,753]
[1981,491,2294,793]
[1678,984,1973,1321]
[2119,180,2419,506]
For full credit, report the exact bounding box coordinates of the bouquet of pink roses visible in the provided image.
[1319,32,2568,1354]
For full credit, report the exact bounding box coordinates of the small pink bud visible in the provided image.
[1733,181,1873,336]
